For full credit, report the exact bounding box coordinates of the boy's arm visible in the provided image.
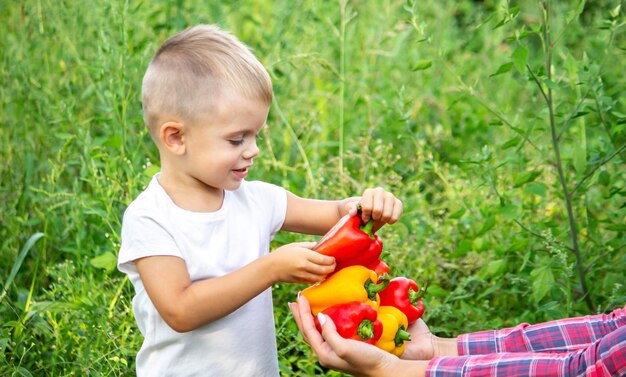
[136,255,274,332]
[282,188,403,235]
[136,243,335,333]
[281,192,352,235]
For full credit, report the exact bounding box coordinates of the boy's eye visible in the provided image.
[228,139,244,146]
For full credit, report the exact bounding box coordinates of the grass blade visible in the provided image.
[0,232,45,304]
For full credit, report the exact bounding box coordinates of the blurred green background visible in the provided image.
[1,0,624,375]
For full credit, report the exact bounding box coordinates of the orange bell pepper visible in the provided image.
[301,265,389,315]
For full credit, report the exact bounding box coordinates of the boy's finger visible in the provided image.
[392,199,403,222]
[310,252,336,266]
[345,200,360,216]
[380,194,400,224]
[359,196,373,222]
[370,192,385,221]
[293,241,317,249]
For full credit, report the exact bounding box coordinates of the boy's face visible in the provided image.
[183,93,269,192]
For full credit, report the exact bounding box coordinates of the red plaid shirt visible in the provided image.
[426,304,626,376]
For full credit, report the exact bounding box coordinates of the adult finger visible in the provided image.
[289,302,309,342]
[317,313,357,369]
[295,296,324,346]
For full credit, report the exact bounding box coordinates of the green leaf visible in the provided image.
[0,233,44,304]
[571,111,589,119]
[453,239,473,257]
[598,171,610,186]
[479,259,507,279]
[104,135,123,149]
[90,252,118,272]
[610,4,622,18]
[531,265,554,303]
[573,143,587,174]
[412,59,432,71]
[514,170,542,187]
[501,203,520,219]
[501,136,521,149]
[566,0,586,23]
[476,216,496,237]
[605,224,626,232]
[511,45,528,73]
[544,79,561,90]
[144,163,161,178]
[448,208,466,219]
[14,367,34,377]
[490,62,514,77]
[525,182,548,197]
[424,284,447,298]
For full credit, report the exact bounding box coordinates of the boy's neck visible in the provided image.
[157,168,225,213]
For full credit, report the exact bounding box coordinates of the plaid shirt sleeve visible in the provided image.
[425,304,626,376]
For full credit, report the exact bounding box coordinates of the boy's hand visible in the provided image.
[269,242,335,284]
[347,187,403,233]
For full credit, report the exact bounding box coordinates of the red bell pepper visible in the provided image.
[313,301,383,345]
[313,212,383,271]
[367,259,390,277]
[378,277,425,324]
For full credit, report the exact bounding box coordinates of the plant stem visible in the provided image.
[272,98,317,194]
[339,0,347,179]
[540,1,592,310]
[572,142,626,194]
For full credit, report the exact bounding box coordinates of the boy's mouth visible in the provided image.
[232,166,249,179]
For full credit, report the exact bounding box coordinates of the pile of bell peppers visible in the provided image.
[299,211,426,356]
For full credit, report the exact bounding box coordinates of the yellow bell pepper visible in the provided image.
[301,265,389,315]
[375,305,412,356]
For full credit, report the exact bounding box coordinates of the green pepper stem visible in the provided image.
[408,286,425,305]
[357,320,375,340]
[409,282,427,305]
[394,326,412,346]
[360,220,375,239]
[365,276,390,300]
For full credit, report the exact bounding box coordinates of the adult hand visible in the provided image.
[400,319,435,360]
[289,295,399,377]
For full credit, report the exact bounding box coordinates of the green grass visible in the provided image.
[1,0,625,375]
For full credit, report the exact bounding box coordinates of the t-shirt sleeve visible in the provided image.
[247,180,287,238]
[117,206,182,275]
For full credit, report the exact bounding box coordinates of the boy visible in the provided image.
[118,24,403,376]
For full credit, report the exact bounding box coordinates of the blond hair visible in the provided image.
[141,24,273,134]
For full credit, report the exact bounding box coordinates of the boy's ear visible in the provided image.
[159,121,186,155]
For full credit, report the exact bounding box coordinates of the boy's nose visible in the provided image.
[243,142,259,159]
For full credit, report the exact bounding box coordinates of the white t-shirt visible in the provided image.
[118,175,287,377]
